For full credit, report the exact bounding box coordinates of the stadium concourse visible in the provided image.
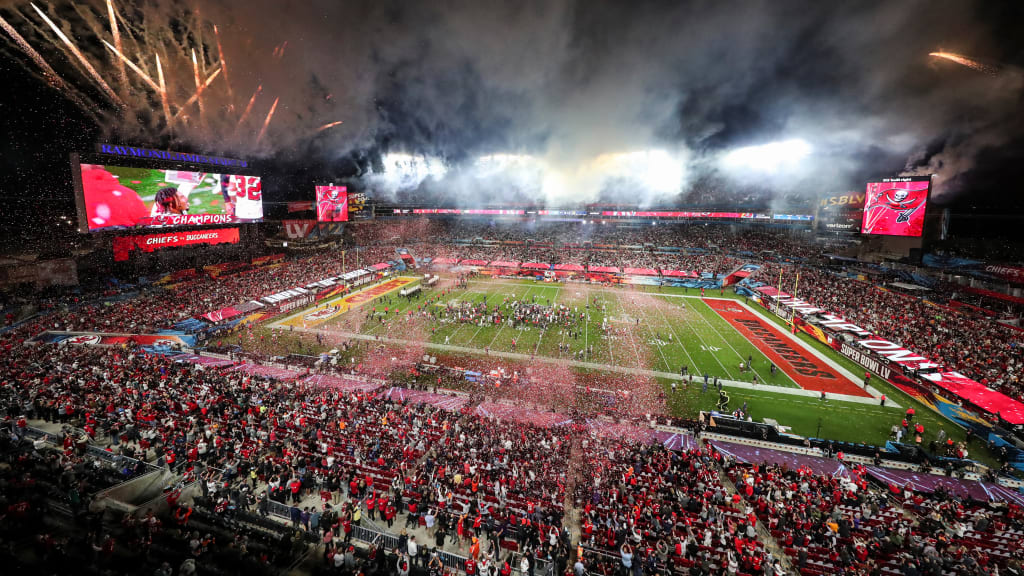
[2,221,1024,576]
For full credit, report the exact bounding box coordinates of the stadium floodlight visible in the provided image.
[722,138,811,173]
[592,149,683,194]
[372,153,448,192]
[637,150,684,193]
[382,153,447,178]
[474,154,539,171]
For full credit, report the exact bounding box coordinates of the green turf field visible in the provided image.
[335,277,801,388]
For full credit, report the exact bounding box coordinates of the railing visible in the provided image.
[23,425,164,499]
[261,508,549,576]
[580,544,675,576]
[266,498,293,520]
[352,524,399,551]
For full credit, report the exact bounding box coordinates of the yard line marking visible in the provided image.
[617,295,648,369]
[648,295,699,375]
[534,284,564,357]
[627,295,673,372]
[459,289,508,347]
[288,324,892,405]
[642,293,732,378]
[484,284,537,350]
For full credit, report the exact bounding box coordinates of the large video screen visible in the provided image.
[347,191,373,221]
[316,185,348,222]
[861,178,930,237]
[75,163,262,231]
[817,192,865,233]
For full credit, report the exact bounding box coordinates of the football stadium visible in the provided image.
[1,1,1024,576]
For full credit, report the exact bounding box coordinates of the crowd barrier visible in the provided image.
[265,501,548,576]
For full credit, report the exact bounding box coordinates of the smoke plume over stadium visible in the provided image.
[3,0,1023,207]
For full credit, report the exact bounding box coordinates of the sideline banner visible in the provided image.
[29,330,197,348]
[754,286,1024,424]
[980,265,1024,285]
[252,253,285,266]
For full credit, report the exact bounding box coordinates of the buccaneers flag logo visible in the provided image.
[862,182,928,236]
[870,188,924,223]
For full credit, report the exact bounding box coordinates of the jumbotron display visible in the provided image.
[860,177,930,237]
[74,163,263,231]
[316,185,349,222]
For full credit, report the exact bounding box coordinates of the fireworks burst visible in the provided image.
[0,13,97,119]
[256,96,279,145]
[0,0,343,154]
[29,2,124,108]
[929,51,1000,76]
[317,120,344,133]
[212,24,233,111]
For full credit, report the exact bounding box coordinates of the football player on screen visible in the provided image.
[150,187,189,216]
[80,164,150,229]
[222,174,263,221]
[219,174,236,217]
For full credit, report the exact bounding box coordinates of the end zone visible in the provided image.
[273,277,418,329]
[704,298,873,398]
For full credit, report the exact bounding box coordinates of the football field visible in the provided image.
[258,275,1003,467]
[304,276,873,396]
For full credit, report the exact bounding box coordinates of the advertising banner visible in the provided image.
[283,220,318,239]
[600,211,774,219]
[754,286,1024,424]
[112,228,240,261]
[31,330,197,348]
[817,192,865,233]
[347,191,373,221]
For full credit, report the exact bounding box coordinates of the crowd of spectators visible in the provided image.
[575,438,779,576]
[5,218,1022,409]
[3,218,1024,576]
[749,263,1024,401]
[719,453,1024,576]
[0,342,577,575]
[348,220,817,258]
[1,327,1022,576]
[6,246,394,336]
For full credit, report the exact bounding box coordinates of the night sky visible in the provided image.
[2,0,1024,242]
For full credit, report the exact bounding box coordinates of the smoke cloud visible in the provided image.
[3,0,1021,206]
